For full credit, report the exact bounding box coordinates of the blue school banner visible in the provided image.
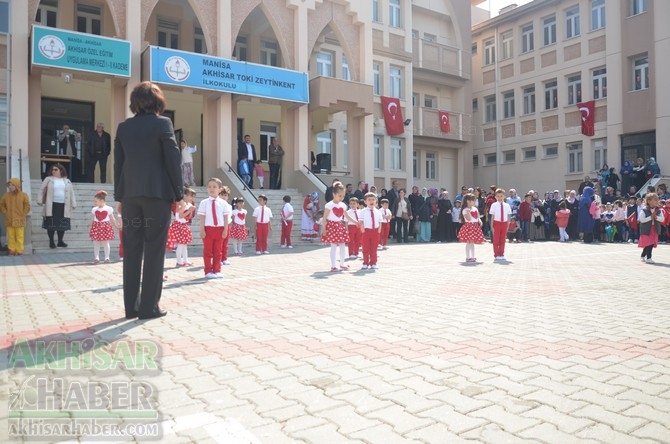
[148,46,308,103]
[31,25,131,77]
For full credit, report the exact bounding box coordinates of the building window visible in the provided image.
[412,94,419,107]
[389,66,402,98]
[485,95,496,123]
[565,6,580,39]
[544,80,558,110]
[543,15,557,46]
[523,86,536,115]
[633,55,649,91]
[342,55,350,80]
[501,31,513,59]
[372,0,380,22]
[233,35,247,61]
[630,0,648,16]
[567,74,582,105]
[194,27,206,54]
[389,0,401,28]
[374,136,382,170]
[36,0,58,28]
[391,138,402,170]
[77,3,102,35]
[317,131,332,154]
[316,51,333,77]
[472,98,478,113]
[423,33,436,42]
[544,143,558,158]
[521,24,534,53]
[425,152,436,180]
[594,139,607,171]
[593,68,607,99]
[373,63,380,96]
[260,40,279,67]
[0,95,7,147]
[591,0,606,30]
[484,38,496,65]
[485,153,497,166]
[568,142,583,173]
[157,19,179,49]
[424,95,436,108]
[473,155,479,168]
[343,131,348,168]
[472,42,478,55]
[503,150,516,164]
[523,147,536,161]
[413,150,419,178]
[502,91,515,119]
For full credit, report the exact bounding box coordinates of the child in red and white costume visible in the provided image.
[89,190,119,263]
[219,186,233,265]
[230,197,248,255]
[253,195,273,254]
[379,198,392,249]
[323,182,360,271]
[280,195,294,248]
[347,197,361,258]
[458,193,486,262]
[359,192,383,270]
[167,188,196,266]
[198,178,229,279]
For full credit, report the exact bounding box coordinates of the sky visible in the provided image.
[484,0,534,17]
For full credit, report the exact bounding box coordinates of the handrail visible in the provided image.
[224,161,257,200]
[302,164,328,189]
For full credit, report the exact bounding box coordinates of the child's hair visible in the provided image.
[524,193,531,199]
[349,197,359,204]
[495,188,506,195]
[559,201,566,210]
[283,195,291,203]
[219,185,231,196]
[255,159,262,165]
[380,198,389,205]
[258,194,267,203]
[645,192,659,206]
[233,197,244,206]
[332,182,345,194]
[460,194,475,223]
[364,192,377,200]
[94,190,107,200]
[184,187,196,197]
[207,177,223,187]
[615,200,623,207]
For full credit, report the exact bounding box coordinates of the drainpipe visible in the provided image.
[494,23,500,186]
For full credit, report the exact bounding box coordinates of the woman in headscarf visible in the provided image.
[301,191,320,241]
[565,190,579,240]
[578,186,596,243]
[645,157,661,183]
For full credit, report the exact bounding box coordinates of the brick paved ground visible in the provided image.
[1,240,670,443]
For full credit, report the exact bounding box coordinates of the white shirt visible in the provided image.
[197,197,228,227]
[91,204,113,222]
[489,201,512,222]
[174,202,194,223]
[281,203,294,221]
[452,207,462,223]
[380,208,392,223]
[52,178,66,203]
[222,199,233,224]
[232,208,247,224]
[246,143,254,160]
[181,145,197,164]
[347,208,360,226]
[325,201,347,221]
[253,205,272,223]
[361,206,382,229]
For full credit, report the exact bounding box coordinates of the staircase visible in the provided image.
[29,181,314,254]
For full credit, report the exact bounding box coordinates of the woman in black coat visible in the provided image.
[436,191,453,242]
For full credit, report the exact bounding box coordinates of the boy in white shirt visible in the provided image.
[360,192,383,269]
[379,198,392,250]
[347,197,361,258]
[253,194,272,254]
[198,178,229,279]
[489,188,512,261]
[280,195,294,248]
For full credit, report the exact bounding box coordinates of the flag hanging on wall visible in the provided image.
[577,100,595,136]
[439,111,451,133]
[380,96,405,136]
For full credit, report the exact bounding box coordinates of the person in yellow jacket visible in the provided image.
[0,178,31,255]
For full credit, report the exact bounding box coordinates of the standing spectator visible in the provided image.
[565,190,580,240]
[353,181,366,201]
[57,124,81,180]
[606,167,620,192]
[578,187,596,243]
[518,193,532,242]
[429,188,439,241]
[267,137,284,189]
[436,190,453,242]
[237,134,257,188]
[391,188,412,243]
[415,188,432,242]
[451,200,462,241]
[385,180,400,238]
[645,157,661,182]
[633,157,647,190]
[254,160,265,189]
[39,163,77,249]
[578,176,594,195]
[344,183,354,204]
[87,122,111,183]
[179,139,197,187]
[506,188,521,219]
[620,161,633,194]
[114,81,183,319]
[555,201,571,242]
[407,185,421,240]
[0,178,30,255]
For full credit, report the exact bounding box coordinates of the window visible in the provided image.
[521,24,534,53]
[423,33,436,42]
[316,51,333,77]
[633,56,649,91]
[544,144,558,158]
[591,0,605,30]
[485,95,496,123]
[372,0,380,22]
[523,86,536,115]
[342,55,350,80]
[472,98,478,113]
[631,0,648,16]
[565,6,580,39]
[543,15,557,46]
[317,131,332,154]
[503,150,516,164]
[194,27,206,54]
[472,42,478,55]
[485,153,497,166]
[501,31,513,59]
[592,68,607,99]
[373,63,380,96]
[389,0,401,28]
[503,91,515,119]
[425,152,436,180]
[36,0,58,27]
[484,38,496,65]
[0,95,7,147]
[233,36,247,61]
[157,19,179,49]
[260,40,279,66]
[473,155,479,168]
[374,136,382,170]
[424,95,436,108]
[389,66,402,98]
[391,138,402,170]
[567,142,583,173]
[77,3,102,35]
[544,80,558,110]
[343,131,348,168]
[412,93,419,107]
[594,139,607,171]
[567,74,582,105]
[523,147,536,161]
[0,1,7,33]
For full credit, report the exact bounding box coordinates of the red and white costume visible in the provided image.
[360,206,383,266]
[347,208,361,256]
[230,209,248,240]
[166,202,194,250]
[253,205,272,252]
[280,202,294,247]
[323,201,349,244]
[379,207,392,247]
[458,207,486,244]
[89,205,115,241]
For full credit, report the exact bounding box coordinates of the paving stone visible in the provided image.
[313,405,382,435]
[459,422,537,443]
[349,423,424,444]
[616,388,670,412]
[630,421,670,442]
[417,405,488,434]
[572,404,648,433]
[469,404,541,434]
[365,404,435,434]
[519,423,600,444]
[576,423,657,444]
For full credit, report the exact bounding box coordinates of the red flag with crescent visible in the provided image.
[380,96,404,136]
[577,100,595,136]
[439,111,451,133]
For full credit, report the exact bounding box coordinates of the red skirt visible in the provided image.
[167,221,192,250]
[458,222,485,244]
[230,222,248,240]
[90,221,115,241]
[323,220,349,244]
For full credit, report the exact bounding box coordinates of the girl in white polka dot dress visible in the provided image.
[323,182,362,271]
[89,190,119,263]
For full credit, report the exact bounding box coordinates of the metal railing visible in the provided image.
[224,161,256,200]
[302,164,328,189]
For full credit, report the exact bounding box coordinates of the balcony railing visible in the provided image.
[412,37,470,79]
[412,107,470,142]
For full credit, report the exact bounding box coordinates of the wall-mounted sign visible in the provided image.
[31,25,131,77]
[147,46,308,103]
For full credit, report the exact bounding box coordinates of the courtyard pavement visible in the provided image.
[1,239,670,443]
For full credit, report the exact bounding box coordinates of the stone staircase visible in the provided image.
[29,181,312,254]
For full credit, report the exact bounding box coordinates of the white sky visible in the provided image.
[483,0,534,17]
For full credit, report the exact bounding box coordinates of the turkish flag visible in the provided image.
[381,96,404,136]
[438,111,451,133]
[577,100,595,136]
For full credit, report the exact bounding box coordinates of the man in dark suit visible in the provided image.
[87,122,111,183]
[114,82,183,320]
[237,134,257,188]
[57,124,81,180]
